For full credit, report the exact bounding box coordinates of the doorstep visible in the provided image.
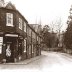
[2,55,41,65]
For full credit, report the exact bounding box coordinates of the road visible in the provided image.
[1,51,72,72]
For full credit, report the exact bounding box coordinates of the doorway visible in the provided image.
[5,37,17,63]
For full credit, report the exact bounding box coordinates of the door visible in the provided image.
[6,42,14,63]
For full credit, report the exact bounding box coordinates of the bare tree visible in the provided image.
[50,17,63,47]
[55,17,63,47]
[56,17,63,34]
[50,21,57,32]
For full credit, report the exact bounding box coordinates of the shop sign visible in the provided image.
[5,34,18,37]
[0,46,2,54]
[0,37,3,43]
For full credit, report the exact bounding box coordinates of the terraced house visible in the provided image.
[0,0,42,63]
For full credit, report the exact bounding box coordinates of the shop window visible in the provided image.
[39,37,40,44]
[37,36,38,41]
[0,37,3,54]
[24,22,26,32]
[0,44,2,54]
[29,45,31,54]
[19,18,22,30]
[32,44,34,53]
[24,39,26,52]
[6,13,13,27]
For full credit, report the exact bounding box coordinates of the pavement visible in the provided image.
[2,55,41,65]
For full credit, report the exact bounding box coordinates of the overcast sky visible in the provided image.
[5,0,72,31]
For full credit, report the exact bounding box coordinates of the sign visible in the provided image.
[0,46,2,54]
[5,34,18,37]
[0,37,3,43]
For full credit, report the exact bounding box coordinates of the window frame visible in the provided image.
[6,13,13,27]
[29,45,31,54]
[32,44,34,53]
[19,18,22,30]
[24,22,26,32]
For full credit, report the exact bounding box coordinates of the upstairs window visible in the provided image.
[19,18,22,30]
[6,13,13,27]
[29,29,31,37]
[24,22,26,32]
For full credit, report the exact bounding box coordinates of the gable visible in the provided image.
[5,2,16,10]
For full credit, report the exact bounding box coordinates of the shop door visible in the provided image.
[6,42,14,63]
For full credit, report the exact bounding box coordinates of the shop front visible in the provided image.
[0,33,24,63]
[0,34,18,63]
[3,34,18,63]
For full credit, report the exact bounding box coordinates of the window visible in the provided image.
[32,44,34,53]
[24,22,26,32]
[6,13,13,26]
[37,36,38,41]
[19,18,22,30]
[29,29,31,37]
[32,32,35,39]
[29,45,31,54]
[39,37,40,44]
[24,39,26,52]
[0,37,3,54]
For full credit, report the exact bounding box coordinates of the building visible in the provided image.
[0,0,42,63]
[29,24,42,34]
[26,24,41,59]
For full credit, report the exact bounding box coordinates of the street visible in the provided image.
[1,51,72,72]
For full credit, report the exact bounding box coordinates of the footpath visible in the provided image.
[2,55,41,65]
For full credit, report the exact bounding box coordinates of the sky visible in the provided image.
[5,0,72,31]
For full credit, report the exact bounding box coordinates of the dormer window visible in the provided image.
[19,18,22,30]
[6,13,13,27]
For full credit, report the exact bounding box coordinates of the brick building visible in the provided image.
[0,0,42,63]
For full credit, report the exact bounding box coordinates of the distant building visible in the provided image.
[29,24,42,34]
[58,32,64,48]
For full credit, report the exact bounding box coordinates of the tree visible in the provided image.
[41,25,58,48]
[41,25,51,47]
[64,5,72,49]
[64,21,72,49]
